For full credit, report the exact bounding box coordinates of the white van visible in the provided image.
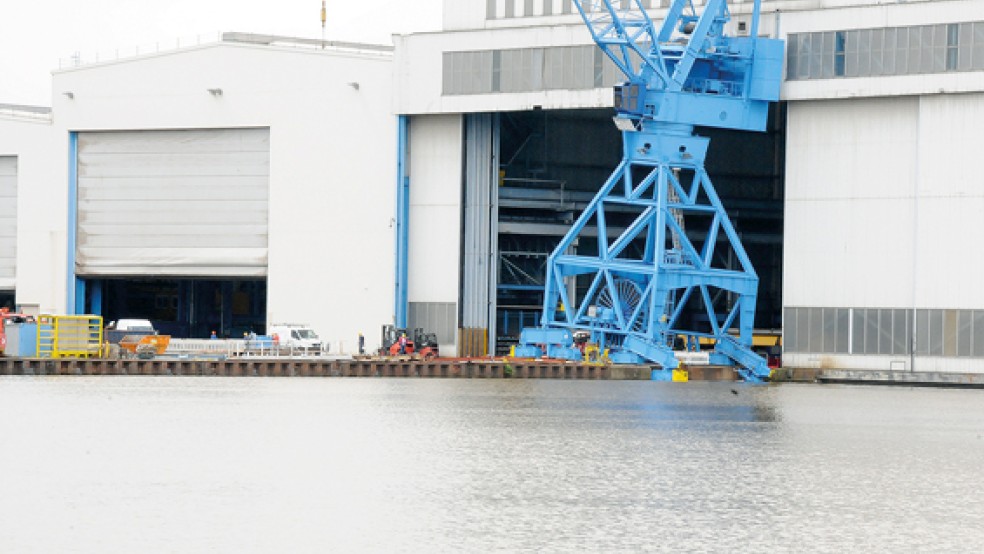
[267,324,324,353]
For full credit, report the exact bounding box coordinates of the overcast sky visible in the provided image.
[0,0,443,106]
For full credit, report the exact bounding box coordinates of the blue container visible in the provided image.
[5,322,38,357]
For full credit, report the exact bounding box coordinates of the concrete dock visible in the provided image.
[816,369,984,389]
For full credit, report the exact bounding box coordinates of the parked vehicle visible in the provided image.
[105,319,156,344]
[105,319,168,359]
[267,324,324,353]
[379,324,439,360]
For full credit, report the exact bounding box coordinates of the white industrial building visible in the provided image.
[0,34,397,352]
[3,0,984,372]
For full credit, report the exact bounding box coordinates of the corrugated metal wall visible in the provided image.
[406,114,463,351]
[784,92,984,371]
[784,97,918,309]
[0,156,16,285]
[409,302,457,346]
[460,113,499,354]
[75,129,269,277]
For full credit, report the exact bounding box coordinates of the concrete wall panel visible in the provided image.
[407,114,462,306]
[785,97,918,309]
[25,42,396,351]
[0,116,60,311]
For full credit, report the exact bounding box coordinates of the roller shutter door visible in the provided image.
[76,128,269,277]
[0,156,15,285]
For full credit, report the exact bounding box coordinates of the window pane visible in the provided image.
[974,23,984,70]
[835,31,847,77]
[822,31,836,78]
[878,308,892,355]
[892,309,909,355]
[958,310,972,357]
[883,28,896,74]
[787,34,799,79]
[974,310,984,357]
[916,309,929,355]
[944,309,958,357]
[836,309,850,353]
[870,29,883,75]
[797,307,810,353]
[823,307,836,353]
[896,28,909,74]
[797,34,811,79]
[928,25,945,72]
[530,48,544,90]
[958,23,973,71]
[852,308,865,354]
[809,307,823,353]
[866,309,880,355]
[930,309,944,356]
[784,308,798,352]
[911,27,926,74]
[846,30,859,77]
[857,29,871,76]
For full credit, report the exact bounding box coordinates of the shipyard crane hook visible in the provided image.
[514,0,784,382]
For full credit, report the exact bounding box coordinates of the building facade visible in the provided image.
[393,0,984,371]
[3,1,984,372]
[0,35,397,352]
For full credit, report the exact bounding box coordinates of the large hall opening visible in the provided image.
[490,105,785,353]
[84,278,266,339]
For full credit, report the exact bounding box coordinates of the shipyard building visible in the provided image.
[1,0,983,373]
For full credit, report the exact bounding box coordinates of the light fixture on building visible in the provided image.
[63,91,75,99]
[348,82,360,90]
[207,88,223,96]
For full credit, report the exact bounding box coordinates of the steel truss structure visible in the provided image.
[516,0,783,381]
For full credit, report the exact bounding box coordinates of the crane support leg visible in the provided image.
[517,124,770,381]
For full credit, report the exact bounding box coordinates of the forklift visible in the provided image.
[380,324,440,360]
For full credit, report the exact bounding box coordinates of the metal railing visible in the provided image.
[164,338,333,359]
[58,32,223,69]
[0,104,52,122]
[36,315,103,359]
[57,31,393,70]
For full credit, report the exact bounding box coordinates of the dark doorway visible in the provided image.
[0,290,13,310]
[493,104,785,351]
[89,278,266,339]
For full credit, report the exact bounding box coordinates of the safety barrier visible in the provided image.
[36,315,103,359]
[164,338,330,358]
[166,339,245,358]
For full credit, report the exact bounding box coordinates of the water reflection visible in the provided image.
[0,377,982,553]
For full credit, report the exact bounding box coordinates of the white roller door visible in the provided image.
[0,156,15,286]
[76,128,269,277]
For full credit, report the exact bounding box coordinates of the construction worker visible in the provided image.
[398,332,408,355]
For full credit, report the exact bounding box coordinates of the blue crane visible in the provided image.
[513,0,784,382]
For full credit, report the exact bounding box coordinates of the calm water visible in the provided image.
[1,377,982,553]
